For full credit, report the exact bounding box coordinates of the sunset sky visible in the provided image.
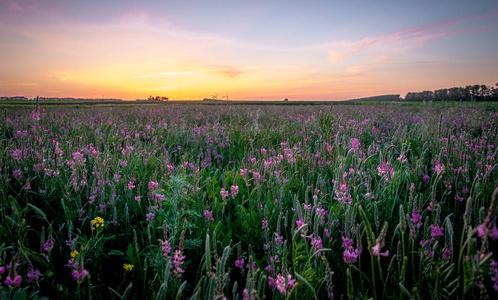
[1,0,497,100]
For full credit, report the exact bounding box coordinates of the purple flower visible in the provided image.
[490,260,498,291]
[203,209,214,222]
[220,188,229,200]
[230,185,239,198]
[27,269,41,283]
[343,248,359,264]
[274,233,284,245]
[311,236,323,256]
[430,224,444,241]
[442,247,451,260]
[411,210,423,229]
[268,276,277,288]
[148,181,159,192]
[72,152,86,164]
[350,138,361,152]
[432,161,445,174]
[11,149,23,161]
[276,273,295,295]
[127,181,135,190]
[377,161,394,182]
[4,274,22,287]
[341,236,354,249]
[275,232,284,245]
[262,219,269,231]
[161,240,171,259]
[172,250,186,278]
[235,258,245,270]
[146,212,155,223]
[71,269,88,283]
[13,169,22,180]
[43,238,54,252]
[372,243,389,257]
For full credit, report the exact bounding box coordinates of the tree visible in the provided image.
[434,89,449,101]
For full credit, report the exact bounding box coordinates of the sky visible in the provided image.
[1,0,497,100]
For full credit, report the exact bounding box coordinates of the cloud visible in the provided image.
[9,1,22,11]
[374,56,391,63]
[15,82,39,86]
[207,66,260,79]
[134,71,195,78]
[136,74,160,78]
[322,9,498,69]
[352,10,498,52]
[328,52,346,63]
[160,71,192,76]
[211,67,244,79]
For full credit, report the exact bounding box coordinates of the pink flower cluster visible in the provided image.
[172,250,186,278]
[1,264,22,287]
[204,209,214,223]
[276,273,296,296]
[341,236,360,264]
[377,161,394,182]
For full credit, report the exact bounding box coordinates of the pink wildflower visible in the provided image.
[4,274,22,287]
[161,240,171,259]
[274,233,284,245]
[372,243,389,257]
[203,209,214,222]
[350,138,360,152]
[71,269,88,283]
[343,248,359,264]
[172,250,186,278]
[377,161,394,182]
[220,188,229,200]
[262,219,269,232]
[230,185,239,198]
[430,224,444,242]
[235,258,245,270]
[276,273,296,296]
[146,212,155,223]
[27,269,41,283]
[411,210,423,229]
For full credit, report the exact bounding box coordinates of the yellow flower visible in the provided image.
[91,217,105,230]
[70,250,79,261]
[123,263,134,272]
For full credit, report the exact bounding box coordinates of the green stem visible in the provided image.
[371,256,377,300]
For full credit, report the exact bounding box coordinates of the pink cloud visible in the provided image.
[9,1,22,11]
[353,10,498,51]
[328,52,346,63]
[374,56,391,63]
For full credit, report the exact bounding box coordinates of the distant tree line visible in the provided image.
[0,96,122,102]
[405,83,498,102]
[348,94,401,102]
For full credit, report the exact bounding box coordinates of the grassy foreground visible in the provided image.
[0,103,497,299]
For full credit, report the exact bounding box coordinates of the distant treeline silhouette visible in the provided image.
[404,83,498,102]
[348,94,401,102]
[0,96,123,102]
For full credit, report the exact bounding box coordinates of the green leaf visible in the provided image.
[108,250,124,256]
[294,272,317,300]
[28,203,47,220]
[399,283,412,298]
[358,205,375,252]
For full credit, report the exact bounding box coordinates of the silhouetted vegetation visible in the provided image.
[405,83,498,102]
[348,94,401,102]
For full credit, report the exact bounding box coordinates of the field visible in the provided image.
[0,102,497,299]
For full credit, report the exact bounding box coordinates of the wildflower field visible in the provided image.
[1,102,497,299]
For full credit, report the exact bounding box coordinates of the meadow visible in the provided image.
[0,102,497,299]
